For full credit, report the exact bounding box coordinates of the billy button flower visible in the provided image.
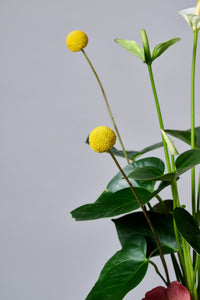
[66,30,88,52]
[89,126,116,153]
[89,126,170,285]
[66,30,129,163]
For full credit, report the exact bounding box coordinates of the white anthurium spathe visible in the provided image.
[179,7,200,31]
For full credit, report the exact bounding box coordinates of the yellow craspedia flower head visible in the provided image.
[89,126,116,153]
[66,30,88,52]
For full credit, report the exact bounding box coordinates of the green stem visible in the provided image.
[82,49,130,164]
[197,172,200,224]
[149,260,168,285]
[147,64,171,173]
[109,150,170,286]
[191,30,198,217]
[191,255,199,296]
[170,253,183,283]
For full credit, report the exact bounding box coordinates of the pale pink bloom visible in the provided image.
[142,281,191,300]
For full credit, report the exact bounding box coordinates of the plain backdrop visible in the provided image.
[1,0,200,299]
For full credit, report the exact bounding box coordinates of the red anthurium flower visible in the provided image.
[142,281,191,300]
[166,281,191,300]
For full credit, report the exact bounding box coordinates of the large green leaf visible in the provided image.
[152,38,181,61]
[85,235,148,300]
[113,211,178,256]
[71,182,170,221]
[71,158,169,221]
[114,39,145,62]
[129,149,200,182]
[174,208,200,255]
[165,127,200,147]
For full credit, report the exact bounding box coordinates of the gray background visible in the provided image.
[1,0,200,299]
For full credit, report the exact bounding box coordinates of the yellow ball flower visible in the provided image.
[89,126,116,153]
[66,30,88,52]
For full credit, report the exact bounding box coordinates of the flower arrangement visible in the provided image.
[67,1,200,299]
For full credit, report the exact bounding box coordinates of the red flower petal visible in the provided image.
[166,281,191,300]
[142,286,168,300]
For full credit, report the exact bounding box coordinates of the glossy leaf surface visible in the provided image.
[174,208,200,254]
[113,211,178,256]
[71,158,170,221]
[86,235,148,300]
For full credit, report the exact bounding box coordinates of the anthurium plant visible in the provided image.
[67,1,200,299]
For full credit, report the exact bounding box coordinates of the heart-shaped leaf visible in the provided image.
[113,211,178,256]
[71,182,170,221]
[71,158,169,221]
[114,39,145,62]
[152,38,181,61]
[174,208,200,254]
[85,235,148,300]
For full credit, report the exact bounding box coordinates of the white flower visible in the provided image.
[179,7,200,31]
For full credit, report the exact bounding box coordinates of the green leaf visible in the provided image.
[85,235,148,300]
[175,149,200,171]
[129,149,200,182]
[128,166,176,181]
[113,211,178,257]
[108,157,165,192]
[114,39,145,62]
[152,199,174,215]
[71,158,170,221]
[165,127,200,147]
[174,208,200,254]
[152,38,181,62]
[71,182,170,221]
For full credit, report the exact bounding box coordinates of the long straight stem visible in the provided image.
[191,30,198,217]
[147,64,171,173]
[82,49,130,164]
[109,150,170,286]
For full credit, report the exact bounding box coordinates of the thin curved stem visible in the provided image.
[149,260,168,285]
[82,49,130,164]
[109,150,171,286]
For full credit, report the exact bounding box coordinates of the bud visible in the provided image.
[195,0,200,15]
[140,29,152,64]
